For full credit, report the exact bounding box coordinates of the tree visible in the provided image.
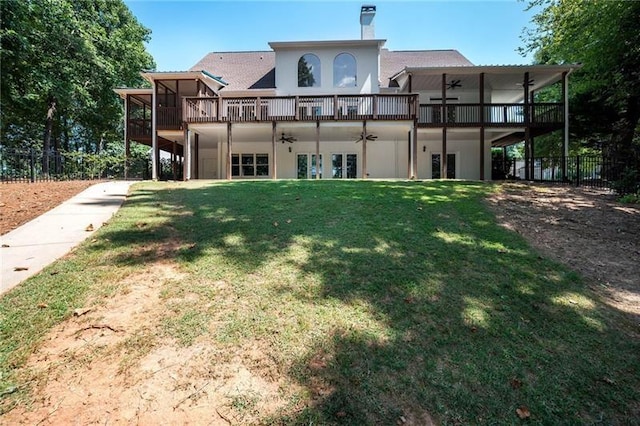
[298,56,315,87]
[521,0,640,162]
[0,0,155,169]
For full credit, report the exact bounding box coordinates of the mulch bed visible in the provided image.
[0,181,99,235]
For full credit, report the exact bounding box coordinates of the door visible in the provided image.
[199,157,217,179]
[297,153,323,179]
[331,153,357,179]
[431,153,456,179]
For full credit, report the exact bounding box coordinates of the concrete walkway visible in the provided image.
[1,181,135,295]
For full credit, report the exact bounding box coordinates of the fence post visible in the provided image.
[30,148,36,182]
[575,155,580,187]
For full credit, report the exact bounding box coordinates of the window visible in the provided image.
[298,54,321,87]
[333,53,357,88]
[231,153,269,177]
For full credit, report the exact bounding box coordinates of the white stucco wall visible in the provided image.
[417,133,491,180]
[217,139,411,179]
[274,45,380,96]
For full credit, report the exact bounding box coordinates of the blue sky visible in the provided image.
[124,0,539,71]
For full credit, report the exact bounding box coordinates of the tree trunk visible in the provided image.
[62,116,70,151]
[42,96,56,175]
[607,95,640,180]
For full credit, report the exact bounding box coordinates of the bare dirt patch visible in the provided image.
[0,181,99,235]
[2,261,294,425]
[487,182,640,317]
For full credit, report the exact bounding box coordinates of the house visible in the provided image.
[114,5,579,181]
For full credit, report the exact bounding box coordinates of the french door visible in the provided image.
[331,153,357,179]
[431,153,456,179]
[297,153,323,179]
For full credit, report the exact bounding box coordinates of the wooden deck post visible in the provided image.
[316,121,320,179]
[194,133,199,179]
[362,120,367,179]
[172,140,177,181]
[523,72,531,180]
[182,128,188,181]
[407,130,412,179]
[124,94,130,180]
[151,80,158,180]
[412,119,418,178]
[226,122,232,180]
[442,73,447,179]
[479,73,485,181]
[272,121,277,179]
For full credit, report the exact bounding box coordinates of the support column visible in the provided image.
[480,129,485,181]
[315,121,320,179]
[442,128,447,179]
[412,120,418,179]
[407,131,412,179]
[184,129,192,181]
[479,73,485,181]
[226,122,232,180]
[194,133,199,179]
[523,72,531,180]
[123,95,129,180]
[442,73,447,179]
[272,121,277,179]
[562,71,569,181]
[151,81,158,180]
[362,121,367,179]
[172,140,177,181]
[183,128,188,181]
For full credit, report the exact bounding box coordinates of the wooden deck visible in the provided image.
[129,95,564,131]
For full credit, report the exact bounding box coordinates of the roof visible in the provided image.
[380,49,474,88]
[190,51,276,92]
[140,70,228,90]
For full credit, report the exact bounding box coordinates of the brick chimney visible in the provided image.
[360,5,376,40]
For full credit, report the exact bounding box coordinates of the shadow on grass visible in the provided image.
[91,180,639,424]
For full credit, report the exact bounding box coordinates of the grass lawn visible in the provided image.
[1,180,638,424]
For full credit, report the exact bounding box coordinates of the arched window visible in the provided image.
[298,54,321,87]
[333,53,357,88]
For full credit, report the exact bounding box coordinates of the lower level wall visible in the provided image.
[192,134,491,180]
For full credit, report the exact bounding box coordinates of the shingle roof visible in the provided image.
[379,49,474,88]
[190,51,276,91]
[190,48,473,91]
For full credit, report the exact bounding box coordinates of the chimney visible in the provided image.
[360,5,376,40]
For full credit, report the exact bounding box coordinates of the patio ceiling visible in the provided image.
[393,64,580,95]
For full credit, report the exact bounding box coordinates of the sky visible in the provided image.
[124,0,539,72]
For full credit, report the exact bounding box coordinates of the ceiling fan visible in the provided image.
[355,132,378,143]
[517,77,535,87]
[446,79,462,90]
[279,132,297,143]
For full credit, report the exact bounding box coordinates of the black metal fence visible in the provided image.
[0,148,150,182]
[493,155,640,191]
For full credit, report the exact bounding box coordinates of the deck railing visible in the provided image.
[157,106,181,129]
[418,103,563,127]
[183,94,417,123]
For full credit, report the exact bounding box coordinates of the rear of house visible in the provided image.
[115,5,579,181]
